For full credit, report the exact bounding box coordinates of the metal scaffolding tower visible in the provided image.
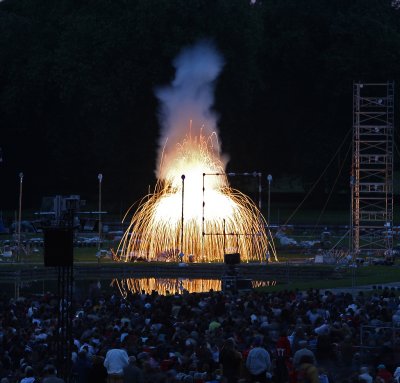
[352,82,395,257]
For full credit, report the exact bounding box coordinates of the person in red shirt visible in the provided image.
[275,330,292,383]
[276,330,292,358]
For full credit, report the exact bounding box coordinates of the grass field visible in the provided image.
[1,245,398,293]
[263,265,400,292]
[1,226,399,294]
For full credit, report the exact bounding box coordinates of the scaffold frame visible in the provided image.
[352,82,394,256]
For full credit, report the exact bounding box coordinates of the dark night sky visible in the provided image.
[1,0,400,217]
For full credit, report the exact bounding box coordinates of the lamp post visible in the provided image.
[17,172,23,262]
[179,174,185,263]
[267,174,272,225]
[98,173,103,252]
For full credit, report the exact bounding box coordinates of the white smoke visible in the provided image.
[155,40,225,178]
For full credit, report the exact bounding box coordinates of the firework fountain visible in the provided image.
[117,41,277,263]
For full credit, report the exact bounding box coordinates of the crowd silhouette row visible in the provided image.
[1,283,400,383]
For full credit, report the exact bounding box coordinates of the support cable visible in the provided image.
[312,138,352,233]
[283,128,352,226]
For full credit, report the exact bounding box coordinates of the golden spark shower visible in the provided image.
[117,41,276,263]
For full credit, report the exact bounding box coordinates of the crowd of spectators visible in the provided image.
[0,283,400,383]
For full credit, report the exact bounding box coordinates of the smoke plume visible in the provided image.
[155,40,225,179]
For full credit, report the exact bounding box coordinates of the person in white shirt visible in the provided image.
[358,366,373,383]
[246,336,271,383]
[104,346,129,383]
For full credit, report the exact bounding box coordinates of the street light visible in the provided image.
[18,172,23,262]
[98,173,103,252]
[179,174,185,263]
[267,174,272,225]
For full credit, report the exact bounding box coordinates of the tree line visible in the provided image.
[1,0,400,211]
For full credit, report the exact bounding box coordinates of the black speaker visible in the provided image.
[224,252,240,265]
[44,227,73,267]
[236,279,253,291]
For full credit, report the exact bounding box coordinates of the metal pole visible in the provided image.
[180,174,185,260]
[267,174,272,225]
[18,172,23,262]
[223,219,226,255]
[350,175,356,288]
[256,172,262,210]
[350,175,354,255]
[98,173,103,251]
[202,173,205,262]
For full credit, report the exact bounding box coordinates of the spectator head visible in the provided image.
[128,356,137,364]
[360,366,369,374]
[253,335,263,347]
[137,352,149,361]
[353,352,361,359]
[222,338,235,350]
[298,340,308,348]
[24,366,34,377]
[299,355,314,365]
[44,365,57,376]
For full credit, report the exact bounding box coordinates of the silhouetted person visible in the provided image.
[87,356,107,383]
[219,338,242,383]
[296,354,319,383]
[42,365,65,383]
[123,356,144,383]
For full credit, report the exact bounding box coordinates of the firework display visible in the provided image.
[116,132,276,263]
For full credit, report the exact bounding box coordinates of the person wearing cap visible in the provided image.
[123,356,144,383]
[376,364,393,383]
[245,336,271,383]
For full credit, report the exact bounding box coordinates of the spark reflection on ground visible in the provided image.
[112,278,277,297]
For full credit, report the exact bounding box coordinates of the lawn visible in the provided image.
[262,264,400,292]
[2,227,399,294]
[2,245,397,293]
